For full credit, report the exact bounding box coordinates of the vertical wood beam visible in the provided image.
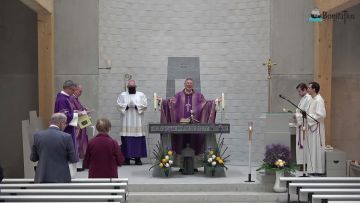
[21,0,54,125]
[37,12,54,125]
[314,20,333,145]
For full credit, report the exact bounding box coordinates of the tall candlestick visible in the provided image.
[221,93,225,110]
[245,121,255,182]
[248,121,253,141]
[153,92,157,110]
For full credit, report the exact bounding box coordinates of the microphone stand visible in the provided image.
[279,94,318,177]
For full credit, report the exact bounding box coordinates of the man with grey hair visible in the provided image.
[54,80,79,160]
[31,113,77,183]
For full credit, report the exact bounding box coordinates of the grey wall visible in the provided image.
[270,0,315,112]
[55,0,99,121]
[98,0,270,165]
[332,4,360,160]
[0,0,38,178]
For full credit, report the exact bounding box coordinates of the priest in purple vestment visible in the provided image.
[70,84,89,160]
[158,78,218,156]
[54,80,79,161]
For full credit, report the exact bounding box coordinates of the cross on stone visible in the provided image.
[185,103,192,112]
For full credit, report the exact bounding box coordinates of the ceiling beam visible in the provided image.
[20,0,53,15]
[316,0,360,14]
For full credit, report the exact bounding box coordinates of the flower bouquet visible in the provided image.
[204,135,229,177]
[149,141,174,177]
[256,144,297,192]
[256,144,297,174]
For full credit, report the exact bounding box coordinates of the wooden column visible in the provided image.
[37,13,54,125]
[314,0,360,145]
[314,20,333,145]
[20,0,54,125]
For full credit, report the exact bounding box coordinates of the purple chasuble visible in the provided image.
[160,89,217,155]
[54,92,78,160]
[70,96,88,159]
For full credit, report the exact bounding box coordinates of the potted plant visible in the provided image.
[204,135,229,177]
[149,141,174,177]
[256,144,297,192]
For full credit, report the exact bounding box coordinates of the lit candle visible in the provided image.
[221,93,225,110]
[153,92,157,110]
[248,121,253,141]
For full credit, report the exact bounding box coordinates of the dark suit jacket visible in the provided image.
[84,133,124,178]
[30,126,77,183]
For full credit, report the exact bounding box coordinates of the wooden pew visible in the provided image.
[1,178,128,184]
[0,195,123,202]
[299,188,360,202]
[0,182,127,202]
[280,177,360,202]
[0,182,127,189]
[0,178,128,202]
[0,188,126,196]
[312,194,360,203]
[289,183,360,202]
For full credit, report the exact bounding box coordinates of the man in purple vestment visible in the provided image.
[158,78,218,156]
[70,85,89,161]
[54,80,79,161]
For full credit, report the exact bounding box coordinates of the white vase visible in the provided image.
[273,170,287,193]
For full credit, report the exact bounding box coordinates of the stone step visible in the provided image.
[128,191,289,203]
[129,182,272,192]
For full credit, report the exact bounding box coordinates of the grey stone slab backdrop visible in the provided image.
[166,57,201,98]
[332,4,360,161]
[55,0,99,75]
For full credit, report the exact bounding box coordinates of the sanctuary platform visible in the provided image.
[75,164,294,203]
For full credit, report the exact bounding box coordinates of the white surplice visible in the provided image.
[117,91,147,137]
[295,93,312,164]
[306,94,326,173]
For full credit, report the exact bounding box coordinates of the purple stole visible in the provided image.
[70,96,88,159]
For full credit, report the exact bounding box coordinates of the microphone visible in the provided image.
[282,108,293,113]
[279,94,285,99]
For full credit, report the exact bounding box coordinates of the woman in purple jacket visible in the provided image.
[84,118,124,178]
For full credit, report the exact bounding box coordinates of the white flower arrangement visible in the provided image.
[204,135,230,170]
[149,141,174,177]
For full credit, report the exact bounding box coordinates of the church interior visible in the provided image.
[1,0,360,202]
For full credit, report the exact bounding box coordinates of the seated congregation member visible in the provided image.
[84,118,124,178]
[30,113,77,183]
